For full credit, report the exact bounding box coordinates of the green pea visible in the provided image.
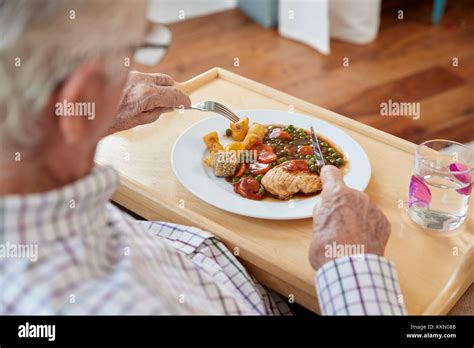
[320,142,328,147]
[232,177,239,184]
[255,174,263,182]
[258,188,266,196]
[305,155,312,159]
[329,158,336,164]
[335,158,343,165]
[331,152,339,158]
[289,141,295,145]
[328,147,335,153]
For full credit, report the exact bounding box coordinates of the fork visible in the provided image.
[190,101,240,123]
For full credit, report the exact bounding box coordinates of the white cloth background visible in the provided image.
[279,0,382,55]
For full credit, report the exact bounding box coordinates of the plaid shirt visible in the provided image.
[0,165,405,315]
[316,255,406,315]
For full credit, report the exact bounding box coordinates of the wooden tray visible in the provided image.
[95,68,473,314]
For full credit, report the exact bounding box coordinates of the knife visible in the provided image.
[310,126,325,167]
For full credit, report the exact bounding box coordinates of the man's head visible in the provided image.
[0,0,147,191]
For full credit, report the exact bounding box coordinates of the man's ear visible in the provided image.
[53,58,105,145]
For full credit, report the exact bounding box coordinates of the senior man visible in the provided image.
[0,0,406,315]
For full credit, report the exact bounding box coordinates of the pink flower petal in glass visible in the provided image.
[449,162,472,196]
[408,175,432,208]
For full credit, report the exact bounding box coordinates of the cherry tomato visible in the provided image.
[297,145,314,156]
[258,152,277,163]
[278,131,292,141]
[249,162,271,175]
[234,177,263,200]
[252,144,273,153]
[282,159,309,172]
[254,144,273,152]
[254,144,277,163]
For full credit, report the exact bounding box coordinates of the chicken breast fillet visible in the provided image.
[261,160,322,199]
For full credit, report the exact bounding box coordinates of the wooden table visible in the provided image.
[95,68,473,314]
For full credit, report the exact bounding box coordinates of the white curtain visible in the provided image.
[279,0,382,55]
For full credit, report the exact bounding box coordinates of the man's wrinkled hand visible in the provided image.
[110,71,191,133]
[309,165,391,271]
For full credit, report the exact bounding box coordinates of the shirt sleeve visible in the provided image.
[315,254,407,315]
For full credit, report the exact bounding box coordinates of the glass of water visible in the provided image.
[407,140,473,231]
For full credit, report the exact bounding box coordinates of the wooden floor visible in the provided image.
[140,0,474,144]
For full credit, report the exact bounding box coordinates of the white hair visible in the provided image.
[0,0,148,157]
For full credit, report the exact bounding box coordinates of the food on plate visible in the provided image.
[225,142,245,152]
[202,131,224,166]
[261,160,322,199]
[229,117,249,141]
[247,123,267,139]
[202,119,346,201]
[203,131,223,151]
[234,177,265,200]
[242,133,262,150]
[212,151,238,177]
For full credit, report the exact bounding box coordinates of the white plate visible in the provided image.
[171,109,371,220]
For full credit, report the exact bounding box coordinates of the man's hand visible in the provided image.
[309,165,391,271]
[110,71,191,134]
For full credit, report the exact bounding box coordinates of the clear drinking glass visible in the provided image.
[407,140,473,231]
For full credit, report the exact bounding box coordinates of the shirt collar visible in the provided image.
[0,165,119,244]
